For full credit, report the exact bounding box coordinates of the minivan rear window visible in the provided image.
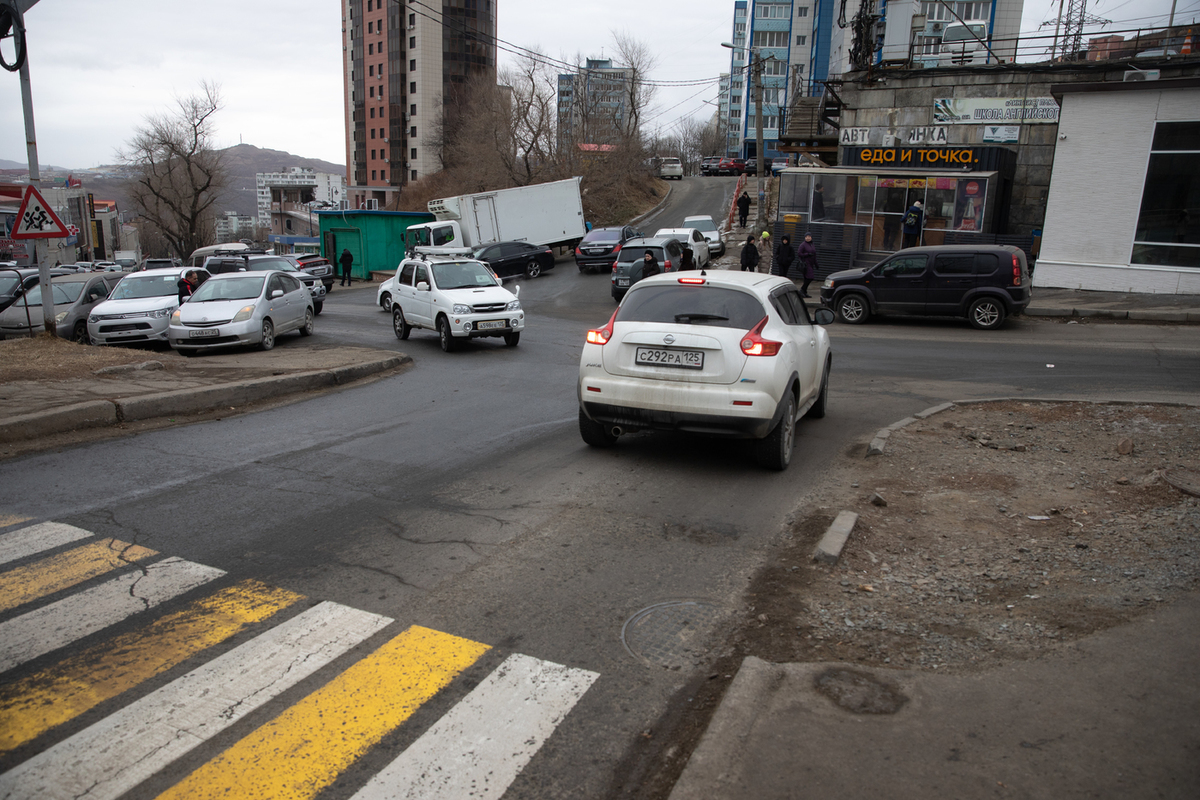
[618,285,765,330]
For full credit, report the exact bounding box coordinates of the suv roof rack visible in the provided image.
[410,246,474,259]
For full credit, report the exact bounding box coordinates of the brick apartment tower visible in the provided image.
[341,0,497,210]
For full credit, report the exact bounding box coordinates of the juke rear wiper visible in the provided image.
[674,313,728,323]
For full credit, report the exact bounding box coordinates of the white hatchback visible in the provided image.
[578,270,834,470]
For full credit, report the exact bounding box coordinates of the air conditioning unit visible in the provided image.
[1123,69,1160,81]
[403,113,410,121]
[926,21,944,35]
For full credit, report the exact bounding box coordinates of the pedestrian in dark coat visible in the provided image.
[739,235,760,272]
[635,250,661,284]
[177,270,198,305]
[796,232,819,297]
[736,192,751,228]
[339,248,353,286]
[901,200,924,249]
[771,235,794,278]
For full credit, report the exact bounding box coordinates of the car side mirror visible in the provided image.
[813,308,835,326]
[416,281,430,292]
[270,289,284,299]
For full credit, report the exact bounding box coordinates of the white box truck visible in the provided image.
[403,177,587,254]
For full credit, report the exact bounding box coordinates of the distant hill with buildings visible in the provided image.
[1,145,345,219]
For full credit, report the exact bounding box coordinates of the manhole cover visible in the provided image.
[621,600,724,669]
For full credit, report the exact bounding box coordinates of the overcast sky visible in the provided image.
[0,0,1193,170]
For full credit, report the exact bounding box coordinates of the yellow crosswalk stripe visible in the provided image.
[0,514,33,529]
[0,538,156,614]
[0,581,301,755]
[156,625,491,800]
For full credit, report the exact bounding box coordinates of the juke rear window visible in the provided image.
[617,285,766,330]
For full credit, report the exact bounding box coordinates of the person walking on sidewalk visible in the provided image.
[736,191,751,228]
[771,234,794,278]
[739,235,760,272]
[339,248,354,286]
[796,232,819,297]
[901,200,924,249]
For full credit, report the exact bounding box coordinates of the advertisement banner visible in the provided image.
[933,97,1060,124]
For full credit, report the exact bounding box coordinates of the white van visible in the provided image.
[939,22,989,66]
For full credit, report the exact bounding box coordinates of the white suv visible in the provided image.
[578,270,834,470]
[383,252,524,351]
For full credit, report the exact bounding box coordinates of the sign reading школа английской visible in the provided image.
[933,97,1060,124]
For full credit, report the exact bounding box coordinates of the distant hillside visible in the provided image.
[2,145,345,219]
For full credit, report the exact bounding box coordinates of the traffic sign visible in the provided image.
[12,184,70,239]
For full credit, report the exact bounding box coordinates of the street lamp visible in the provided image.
[721,41,770,236]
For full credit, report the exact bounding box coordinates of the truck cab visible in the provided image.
[939,22,990,65]
[405,221,464,253]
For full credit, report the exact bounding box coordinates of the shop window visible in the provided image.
[1133,121,1200,269]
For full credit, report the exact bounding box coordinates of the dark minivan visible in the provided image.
[820,244,1031,330]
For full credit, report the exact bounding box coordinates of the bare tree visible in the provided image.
[611,32,657,142]
[120,82,227,260]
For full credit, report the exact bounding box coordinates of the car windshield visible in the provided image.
[686,218,718,234]
[943,24,986,43]
[191,275,265,302]
[245,258,300,272]
[618,285,766,330]
[581,229,621,244]
[431,261,499,290]
[110,275,179,300]
[16,282,83,307]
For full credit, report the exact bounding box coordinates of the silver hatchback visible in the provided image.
[169,271,314,353]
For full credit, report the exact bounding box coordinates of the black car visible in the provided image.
[284,254,336,293]
[472,241,556,279]
[819,244,1031,330]
[609,237,686,302]
[574,226,642,274]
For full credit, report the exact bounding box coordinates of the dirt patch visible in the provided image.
[0,335,185,382]
[624,401,1200,800]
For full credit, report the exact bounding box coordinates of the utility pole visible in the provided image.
[4,0,55,335]
[722,41,770,236]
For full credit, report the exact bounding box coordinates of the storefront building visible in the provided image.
[1035,78,1200,294]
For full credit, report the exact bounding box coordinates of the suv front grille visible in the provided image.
[472,302,507,313]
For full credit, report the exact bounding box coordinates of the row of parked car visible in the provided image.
[570,216,726,301]
[700,156,792,176]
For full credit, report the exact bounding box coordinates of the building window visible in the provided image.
[409,12,414,25]
[411,170,418,181]
[370,107,375,118]
[369,86,375,97]
[411,148,417,158]
[797,6,809,17]
[409,59,416,71]
[410,104,416,115]
[368,43,373,55]
[372,170,377,180]
[370,129,375,139]
[1132,121,1200,269]
[367,0,372,10]
[379,127,385,138]
[752,31,788,48]
[410,36,415,48]
[410,126,417,137]
[381,170,386,182]
[756,3,789,19]
[371,149,376,160]
[796,35,807,45]
[410,81,416,93]
[368,21,373,33]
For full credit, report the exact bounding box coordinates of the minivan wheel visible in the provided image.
[968,297,1006,330]
[836,293,869,324]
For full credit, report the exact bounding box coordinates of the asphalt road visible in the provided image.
[2,177,1198,799]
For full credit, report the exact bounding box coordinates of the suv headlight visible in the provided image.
[822,279,834,289]
[88,314,99,324]
[506,299,522,311]
[151,307,174,318]
[452,303,472,315]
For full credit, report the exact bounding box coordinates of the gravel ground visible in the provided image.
[740,400,1200,673]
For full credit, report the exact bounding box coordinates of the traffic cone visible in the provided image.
[1183,30,1193,55]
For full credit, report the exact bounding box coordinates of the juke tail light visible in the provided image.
[586,308,619,345]
[741,316,781,356]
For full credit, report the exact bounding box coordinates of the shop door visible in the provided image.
[872,254,929,314]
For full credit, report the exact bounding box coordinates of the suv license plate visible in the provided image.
[636,347,703,369]
[476,320,505,330]
[617,278,630,287]
[189,329,219,338]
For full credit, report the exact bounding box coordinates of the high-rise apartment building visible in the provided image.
[556,59,630,148]
[341,0,497,210]
[723,1,832,159]
[256,168,347,228]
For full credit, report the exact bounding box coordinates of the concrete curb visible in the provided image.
[1023,307,1200,323]
[0,355,411,444]
[629,183,674,228]
[813,510,859,565]
[0,401,118,444]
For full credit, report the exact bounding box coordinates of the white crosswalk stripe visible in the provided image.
[0,601,392,800]
[352,653,599,800]
[0,522,599,800]
[0,522,92,566]
[0,556,224,673]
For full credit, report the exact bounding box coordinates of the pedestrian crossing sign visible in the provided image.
[12,185,70,239]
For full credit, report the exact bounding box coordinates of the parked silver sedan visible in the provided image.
[168,271,314,354]
[0,273,121,342]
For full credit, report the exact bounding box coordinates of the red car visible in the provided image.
[717,157,746,176]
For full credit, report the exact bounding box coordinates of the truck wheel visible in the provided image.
[437,315,457,352]
[525,261,542,279]
[380,293,392,312]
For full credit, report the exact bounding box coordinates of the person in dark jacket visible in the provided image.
[771,235,794,278]
[796,232,819,297]
[634,250,661,284]
[901,200,924,248]
[339,248,354,286]
[740,235,760,272]
[177,270,198,305]
[736,191,751,228]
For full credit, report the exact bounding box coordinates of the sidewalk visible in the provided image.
[0,344,409,447]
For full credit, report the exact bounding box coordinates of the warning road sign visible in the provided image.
[12,185,70,239]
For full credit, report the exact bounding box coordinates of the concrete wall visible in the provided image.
[1035,86,1200,294]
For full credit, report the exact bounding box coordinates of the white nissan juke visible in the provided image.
[577,270,834,470]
